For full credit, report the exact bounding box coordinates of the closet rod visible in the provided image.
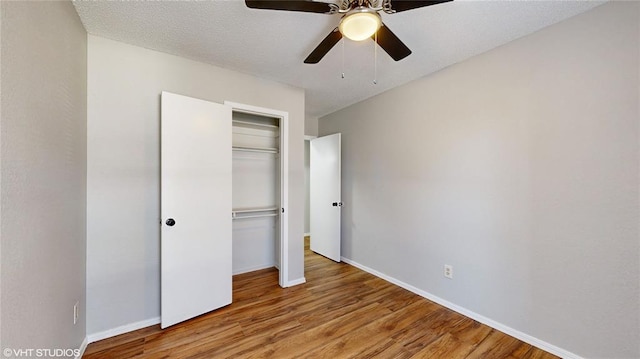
[233,155,279,161]
[232,120,279,129]
[232,146,278,154]
[232,213,278,220]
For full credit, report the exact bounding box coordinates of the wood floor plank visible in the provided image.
[347,338,413,359]
[242,302,391,359]
[449,317,493,345]
[83,326,161,356]
[300,326,389,358]
[408,332,476,359]
[466,329,524,359]
[138,323,245,359]
[518,346,563,359]
[83,242,559,359]
[392,307,466,354]
[83,338,145,359]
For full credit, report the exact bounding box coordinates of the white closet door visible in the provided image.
[161,92,232,328]
[310,133,341,262]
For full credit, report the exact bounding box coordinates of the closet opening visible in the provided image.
[226,101,289,287]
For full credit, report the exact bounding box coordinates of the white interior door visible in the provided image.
[310,133,341,262]
[161,92,232,328]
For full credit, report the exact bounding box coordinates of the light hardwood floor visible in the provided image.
[83,238,558,358]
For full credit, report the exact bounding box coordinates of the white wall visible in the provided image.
[86,36,305,336]
[305,116,318,137]
[0,0,87,353]
[320,3,639,358]
[304,140,311,235]
[304,114,317,235]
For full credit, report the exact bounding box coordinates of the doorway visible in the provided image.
[225,101,290,287]
[306,133,342,263]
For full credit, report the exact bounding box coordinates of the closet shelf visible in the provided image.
[233,146,278,154]
[232,131,280,139]
[232,207,279,214]
[232,207,279,220]
[232,119,279,129]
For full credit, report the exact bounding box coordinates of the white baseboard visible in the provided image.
[233,263,276,275]
[341,257,583,359]
[285,277,306,287]
[87,317,160,344]
[75,336,88,359]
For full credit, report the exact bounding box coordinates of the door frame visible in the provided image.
[224,101,289,288]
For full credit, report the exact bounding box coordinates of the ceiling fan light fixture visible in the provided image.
[339,8,382,42]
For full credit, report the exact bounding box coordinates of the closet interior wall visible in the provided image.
[232,112,281,274]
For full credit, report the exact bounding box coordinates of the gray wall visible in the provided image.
[86,36,305,336]
[0,0,87,353]
[320,2,639,358]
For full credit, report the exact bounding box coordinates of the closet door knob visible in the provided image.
[166,218,176,226]
[332,202,338,206]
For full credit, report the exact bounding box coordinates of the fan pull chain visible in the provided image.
[373,31,378,85]
[341,38,345,79]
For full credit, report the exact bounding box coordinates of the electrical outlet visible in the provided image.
[73,302,79,325]
[444,265,453,279]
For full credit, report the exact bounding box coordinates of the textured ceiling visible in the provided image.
[73,0,605,118]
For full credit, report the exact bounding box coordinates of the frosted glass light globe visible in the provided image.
[339,10,381,41]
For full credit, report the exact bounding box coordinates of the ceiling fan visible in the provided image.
[245,0,452,64]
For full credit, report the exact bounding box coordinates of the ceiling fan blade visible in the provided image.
[374,24,411,61]
[245,0,334,14]
[387,0,452,13]
[304,27,342,64]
